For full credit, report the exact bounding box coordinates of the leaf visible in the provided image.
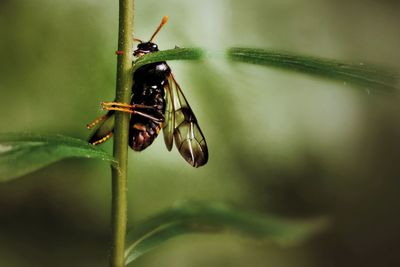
[133,47,205,72]
[134,47,398,93]
[228,48,399,93]
[125,201,328,265]
[0,133,116,182]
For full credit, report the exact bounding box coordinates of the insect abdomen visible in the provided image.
[129,63,170,151]
[129,120,161,151]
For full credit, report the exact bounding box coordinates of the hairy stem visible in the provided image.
[110,0,134,266]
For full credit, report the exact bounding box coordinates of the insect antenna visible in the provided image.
[149,16,169,42]
[133,38,143,43]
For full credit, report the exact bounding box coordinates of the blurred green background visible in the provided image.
[1,0,400,266]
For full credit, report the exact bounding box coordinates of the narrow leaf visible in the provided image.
[125,202,328,265]
[0,133,115,182]
[134,47,398,93]
[228,48,398,93]
[133,48,205,72]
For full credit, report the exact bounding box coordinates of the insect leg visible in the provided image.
[102,101,159,110]
[101,101,133,108]
[86,115,108,129]
[102,106,164,123]
[91,132,113,145]
[101,106,135,114]
[134,110,164,123]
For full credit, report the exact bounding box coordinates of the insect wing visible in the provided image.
[88,111,115,144]
[163,81,175,151]
[168,74,208,167]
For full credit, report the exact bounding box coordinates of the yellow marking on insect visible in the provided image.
[133,123,147,131]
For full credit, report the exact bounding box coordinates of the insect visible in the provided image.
[87,16,208,167]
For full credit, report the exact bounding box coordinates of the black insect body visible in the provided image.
[129,59,170,151]
[87,16,208,167]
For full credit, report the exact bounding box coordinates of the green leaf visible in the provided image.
[125,201,328,265]
[134,47,398,93]
[228,48,398,93]
[133,47,205,72]
[0,133,115,182]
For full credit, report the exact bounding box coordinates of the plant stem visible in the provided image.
[110,0,134,267]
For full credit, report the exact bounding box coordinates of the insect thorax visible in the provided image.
[133,62,171,84]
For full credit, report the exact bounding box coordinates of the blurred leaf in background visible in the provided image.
[124,201,328,265]
[0,0,400,267]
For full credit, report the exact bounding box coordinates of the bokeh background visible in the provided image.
[1,0,400,266]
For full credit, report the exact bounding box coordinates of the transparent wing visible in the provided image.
[167,73,208,167]
[163,81,175,151]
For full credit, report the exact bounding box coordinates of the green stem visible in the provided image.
[110,0,134,267]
